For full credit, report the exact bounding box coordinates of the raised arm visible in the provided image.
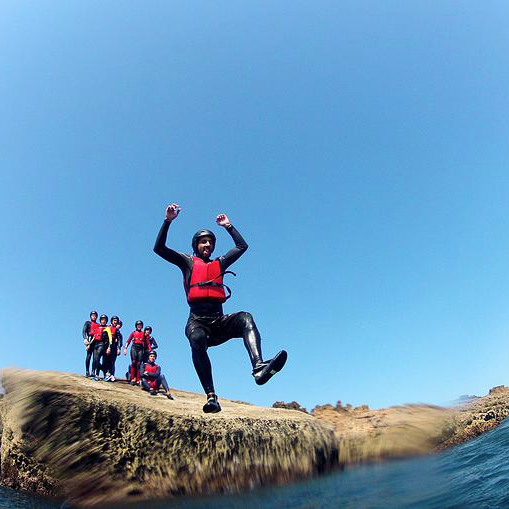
[153,203,191,271]
[216,213,248,269]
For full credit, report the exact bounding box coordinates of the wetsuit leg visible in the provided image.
[141,378,151,391]
[135,347,144,380]
[130,346,139,380]
[85,347,93,374]
[108,344,118,375]
[215,312,263,369]
[92,342,105,376]
[185,320,215,394]
[159,374,169,392]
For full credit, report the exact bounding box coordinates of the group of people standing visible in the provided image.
[82,312,173,399]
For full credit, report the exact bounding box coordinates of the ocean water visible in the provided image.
[3,418,509,509]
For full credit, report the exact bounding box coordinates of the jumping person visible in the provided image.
[124,320,150,385]
[153,203,287,413]
[140,351,174,399]
[82,310,98,377]
[90,314,112,381]
[143,326,159,361]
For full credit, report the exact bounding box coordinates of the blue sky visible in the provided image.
[2,1,509,410]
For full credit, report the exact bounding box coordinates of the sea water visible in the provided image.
[3,418,509,509]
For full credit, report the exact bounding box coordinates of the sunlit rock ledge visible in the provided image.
[2,369,508,507]
[0,369,338,507]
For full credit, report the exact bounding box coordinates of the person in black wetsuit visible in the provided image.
[140,351,173,399]
[82,310,98,377]
[103,315,121,382]
[143,326,159,361]
[90,314,112,381]
[153,202,286,413]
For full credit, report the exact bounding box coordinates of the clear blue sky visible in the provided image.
[2,1,509,410]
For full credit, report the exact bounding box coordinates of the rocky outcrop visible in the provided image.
[312,386,509,464]
[0,369,338,507]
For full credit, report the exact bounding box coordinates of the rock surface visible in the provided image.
[2,369,509,508]
[0,369,338,507]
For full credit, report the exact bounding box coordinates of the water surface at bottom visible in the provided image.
[3,418,509,509]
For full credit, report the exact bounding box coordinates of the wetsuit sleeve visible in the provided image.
[105,327,113,345]
[140,362,146,377]
[151,338,159,350]
[153,220,192,273]
[82,321,91,340]
[218,225,248,270]
[117,331,123,348]
[126,332,134,348]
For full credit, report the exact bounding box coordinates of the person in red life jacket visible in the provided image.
[140,351,174,399]
[90,314,113,381]
[82,310,98,377]
[143,326,159,361]
[111,319,123,380]
[123,320,150,385]
[103,315,121,382]
[153,203,287,414]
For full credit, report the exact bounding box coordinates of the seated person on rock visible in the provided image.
[140,350,174,400]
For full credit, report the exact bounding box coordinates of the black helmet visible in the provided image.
[111,315,119,322]
[99,314,108,322]
[192,229,216,254]
[144,326,152,333]
[135,320,144,328]
[118,320,123,327]
[90,310,98,318]
[148,350,157,359]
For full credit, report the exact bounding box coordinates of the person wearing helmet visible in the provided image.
[90,314,113,381]
[123,320,150,385]
[140,351,174,399]
[113,319,124,378]
[82,310,98,377]
[103,315,121,382]
[143,326,159,361]
[153,203,287,414]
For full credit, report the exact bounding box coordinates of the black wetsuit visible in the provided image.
[91,326,111,377]
[104,326,121,376]
[140,361,170,392]
[82,320,95,374]
[143,336,159,361]
[154,220,263,395]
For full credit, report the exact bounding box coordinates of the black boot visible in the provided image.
[203,393,221,413]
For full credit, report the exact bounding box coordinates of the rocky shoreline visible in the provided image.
[1,369,509,507]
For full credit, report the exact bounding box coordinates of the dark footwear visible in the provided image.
[253,350,287,386]
[149,388,158,396]
[203,393,221,413]
[166,393,174,400]
[130,380,136,386]
[85,371,90,378]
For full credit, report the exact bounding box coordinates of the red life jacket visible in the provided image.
[90,321,103,341]
[186,257,231,303]
[130,330,145,346]
[144,362,159,388]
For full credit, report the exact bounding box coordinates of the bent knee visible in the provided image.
[187,329,208,351]
[239,311,255,328]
